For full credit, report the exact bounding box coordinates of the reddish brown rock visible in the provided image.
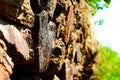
[0,0,99,80]
[0,0,34,28]
[0,39,14,80]
[0,24,30,60]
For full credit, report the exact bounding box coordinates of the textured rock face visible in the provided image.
[0,39,14,80]
[0,0,34,27]
[0,0,98,80]
[0,25,30,60]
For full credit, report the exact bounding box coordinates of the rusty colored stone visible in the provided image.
[0,64,10,80]
[64,4,73,44]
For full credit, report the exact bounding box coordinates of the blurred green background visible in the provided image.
[94,46,120,80]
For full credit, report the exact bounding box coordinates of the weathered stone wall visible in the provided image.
[0,0,34,27]
[0,0,98,80]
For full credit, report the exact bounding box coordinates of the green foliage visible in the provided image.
[86,0,111,15]
[104,0,111,4]
[96,19,104,25]
[95,46,120,80]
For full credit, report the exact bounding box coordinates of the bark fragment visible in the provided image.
[64,4,73,44]
[0,24,30,60]
[38,10,51,72]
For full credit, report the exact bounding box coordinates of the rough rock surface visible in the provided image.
[0,39,14,80]
[0,0,34,28]
[0,0,98,80]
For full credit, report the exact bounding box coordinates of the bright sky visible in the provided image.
[94,0,120,54]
